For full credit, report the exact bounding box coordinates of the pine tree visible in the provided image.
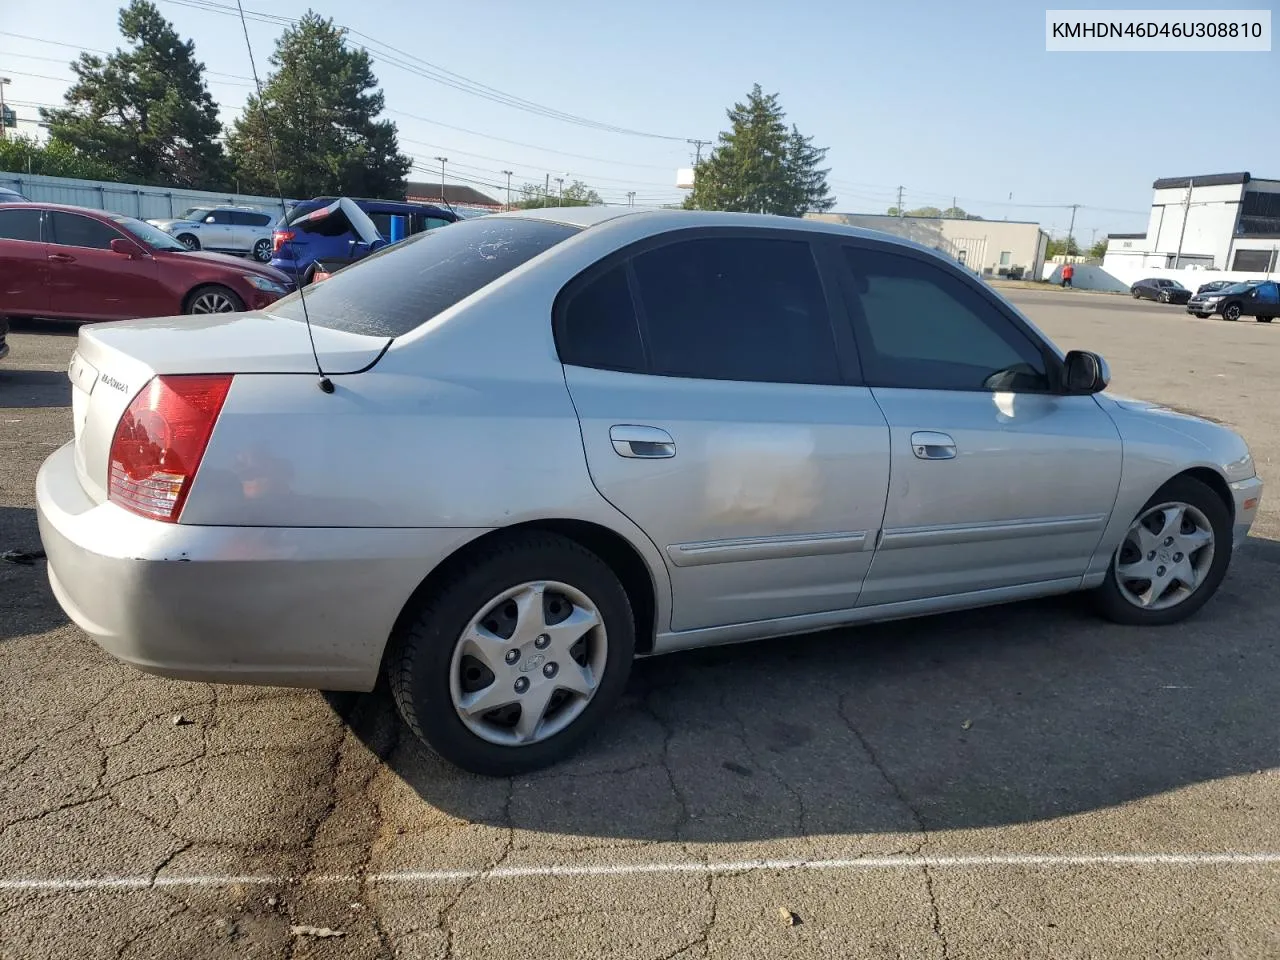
[684,84,833,217]
[41,0,228,188]
[228,12,410,200]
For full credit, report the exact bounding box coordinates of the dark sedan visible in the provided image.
[1196,279,1234,296]
[1187,280,1280,322]
[0,202,294,323]
[1131,278,1192,304]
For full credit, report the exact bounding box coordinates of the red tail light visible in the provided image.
[108,375,232,523]
[273,229,294,252]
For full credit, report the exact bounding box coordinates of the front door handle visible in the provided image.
[610,424,675,459]
[911,431,956,460]
[48,252,76,263]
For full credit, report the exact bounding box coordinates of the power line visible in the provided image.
[156,0,692,142]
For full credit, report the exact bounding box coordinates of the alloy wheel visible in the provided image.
[189,291,237,313]
[449,580,608,746]
[1113,501,1215,611]
[253,239,272,262]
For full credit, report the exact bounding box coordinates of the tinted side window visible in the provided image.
[425,217,453,230]
[206,209,233,224]
[630,236,840,385]
[557,265,646,372]
[842,245,1049,392]
[367,212,396,237]
[0,209,42,242]
[230,211,271,226]
[249,212,272,227]
[50,212,120,250]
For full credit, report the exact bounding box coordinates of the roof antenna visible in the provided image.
[234,0,333,394]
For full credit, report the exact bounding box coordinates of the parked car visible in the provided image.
[1131,278,1192,304]
[1186,280,1280,322]
[0,202,294,322]
[271,196,458,284]
[36,208,1262,776]
[0,186,27,203]
[1195,279,1234,296]
[147,205,278,262]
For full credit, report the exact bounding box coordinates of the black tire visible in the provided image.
[176,233,200,251]
[183,284,246,314]
[1223,302,1242,321]
[1257,316,1272,323]
[1092,475,1232,627]
[251,238,272,263]
[1193,313,1210,319]
[1131,288,1142,299]
[1159,291,1171,303]
[386,532,636,776]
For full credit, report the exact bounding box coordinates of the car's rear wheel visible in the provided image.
[1223,303,1242,321]
[176,233,200,251]
[184,285,245,314]
[251,238,272,262]
[1257,316,1272,323]
[1093,476,1231,626]
[386,533,636,776]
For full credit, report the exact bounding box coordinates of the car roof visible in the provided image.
[0,201,120,219]
[491,205,980,257]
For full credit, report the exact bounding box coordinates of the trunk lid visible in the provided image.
[68,311,390,503]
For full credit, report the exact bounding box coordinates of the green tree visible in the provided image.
[684,84,833,216]
[512,178,603,208]
[885,204,983,220]
[1088,238,1108,259]
[40,0,228,188]
[0,134,125,181]
[1046,236,1081,258]
[228,11,410,199]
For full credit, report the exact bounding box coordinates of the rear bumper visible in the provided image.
[1231,475,1263,550]
[36,441,487,691]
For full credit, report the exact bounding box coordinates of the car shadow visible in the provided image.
[340,534,1280,839]
[0,506,62,642]
[0,369,71,409]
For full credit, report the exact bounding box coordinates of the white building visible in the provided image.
[1104,172,1280,273]
[805,212,1049,280]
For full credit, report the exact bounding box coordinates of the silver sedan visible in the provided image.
[36,207,1263,776]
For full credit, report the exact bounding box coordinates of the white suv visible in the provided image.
[147,205,277,262]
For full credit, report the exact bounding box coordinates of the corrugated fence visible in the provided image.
[0,171,290,221]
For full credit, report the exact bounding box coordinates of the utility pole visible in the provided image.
[627,191,635,207]
[501,170,513,210]
[1174,183,1192,269]
[0,77,9,143]
[896,185,904,217]
[555,176,564,204]
[687,138,711,165]
[544,173,550,208]
[1066,203,1079,259]
[433,156,448,205]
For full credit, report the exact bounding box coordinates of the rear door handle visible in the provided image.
[48,253,75,263]
[911,431,956,460]
[609,424,676,459]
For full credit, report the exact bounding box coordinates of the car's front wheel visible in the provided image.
[184,285,246,314]
[1223,303,1242,321]
[1159,291,1171,303]
[252,238,272,263]
[1093,475,1232,626]
[1132,289,1142,299]
[387,533,636,776]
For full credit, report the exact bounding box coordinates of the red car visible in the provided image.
[0,202,294,322]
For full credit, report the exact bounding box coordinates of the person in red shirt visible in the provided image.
[1062,262,1075,288]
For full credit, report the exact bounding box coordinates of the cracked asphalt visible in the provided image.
[2,288,1280,959]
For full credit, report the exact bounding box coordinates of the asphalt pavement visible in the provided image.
[2,289,1279,959]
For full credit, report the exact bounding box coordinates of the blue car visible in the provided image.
[271,196,459,284]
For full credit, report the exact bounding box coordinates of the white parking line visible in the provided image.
[4,852,1280,893]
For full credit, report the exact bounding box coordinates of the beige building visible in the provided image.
[805,212,1050,280]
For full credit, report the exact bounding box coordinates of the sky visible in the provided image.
[2,0,1278,241]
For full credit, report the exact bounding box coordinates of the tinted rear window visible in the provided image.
[268,216,580,337]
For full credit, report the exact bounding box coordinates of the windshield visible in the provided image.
[111,215,189,251]
[1221,282,1258,295]
[180,207,213,222]
[268,216,580,337]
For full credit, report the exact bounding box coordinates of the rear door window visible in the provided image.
[268,216,580,337]
[0,208,42,242]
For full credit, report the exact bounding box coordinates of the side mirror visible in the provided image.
[1063,350,1109,394]
[109,238,142,258]
[205,216,217,224]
